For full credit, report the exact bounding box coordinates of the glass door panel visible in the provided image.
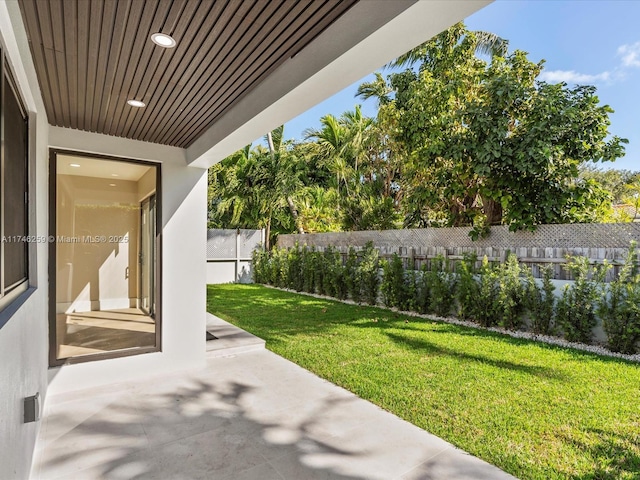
[139,195,156,317]
[52,153,159,363]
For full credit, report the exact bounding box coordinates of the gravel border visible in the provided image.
[263,284,640,364]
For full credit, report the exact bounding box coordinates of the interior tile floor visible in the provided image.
[33,324,515,480]
[55,308,155,358]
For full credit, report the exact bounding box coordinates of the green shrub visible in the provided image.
[252,248,269,284]
[381,254,408,308]
[328,249,348,300]
[496,254,526,330]
[405,269,420,312]
[314,250,325,294]
[301,247,317,293]
[475,256,500,327]
[313,248,326,295]
[319,247,336,296]
[416,264,431,314]
[320,247,333,297]
[425,255,456,317]
[456,253,479,320]
[525,265,556,335]
[270,247,288,288]
[287,244,304,291]
[264,249,274,285]
[345,247,362,303]
[359,242,380,305]
[556,256,606,344]
[597,243,640,354]
[259,243,640,354]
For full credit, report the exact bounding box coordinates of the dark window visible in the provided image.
[0,53,30,313]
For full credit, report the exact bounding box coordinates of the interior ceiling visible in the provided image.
[57,154,151,181]
[18,0,358,148]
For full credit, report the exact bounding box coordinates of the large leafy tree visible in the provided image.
[583,168,640,221]
[579,166,640,204]
[373,23,627,236]
[209,23,630,242]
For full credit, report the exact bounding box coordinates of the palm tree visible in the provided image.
[356,72,392,107]
[304,114,353,195]
[304,106,373,195]
[265,125,304,234]
[389,22,508,69]
[208,127,305,249]
[340,105,372,172]
[208,145,260,228]
[252,145,304,248]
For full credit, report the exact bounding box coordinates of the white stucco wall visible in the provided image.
[56,175,141,313]
[206,261,254,284]
[0,2,50,477]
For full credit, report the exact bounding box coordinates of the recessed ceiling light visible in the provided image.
[127,99,145,108]
[151,33,176,48]
[111,174,119,177]
[69,163,81,167]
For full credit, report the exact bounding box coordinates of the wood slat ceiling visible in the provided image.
[18,0,358,148]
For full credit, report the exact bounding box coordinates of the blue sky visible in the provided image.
[282,1,639,171]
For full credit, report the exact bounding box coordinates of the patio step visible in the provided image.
[206,313,265,357]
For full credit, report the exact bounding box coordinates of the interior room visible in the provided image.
[53,154,159,362]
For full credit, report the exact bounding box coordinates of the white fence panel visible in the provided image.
[206,229,264,284]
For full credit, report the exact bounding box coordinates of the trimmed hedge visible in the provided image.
[253,242,640,354]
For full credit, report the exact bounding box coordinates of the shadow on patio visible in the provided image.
[32,350,513,480]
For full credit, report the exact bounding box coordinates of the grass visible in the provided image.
[207,284,640,480]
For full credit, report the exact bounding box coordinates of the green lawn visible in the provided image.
[207,284,640,480]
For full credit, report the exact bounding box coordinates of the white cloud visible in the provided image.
[538,69,611,84]
[617,42,640,67]
[539,41,640,86]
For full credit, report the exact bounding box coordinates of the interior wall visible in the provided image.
[47,127,207,395]
[0,2,51,478]
[55,175,140,313]
[137,167,156,202]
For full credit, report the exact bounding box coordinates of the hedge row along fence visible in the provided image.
[278,224,640,282]
[253,242,640,354]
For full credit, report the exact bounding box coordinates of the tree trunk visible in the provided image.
[266,131,276,158]
[265,216,271,251]
[267,130,304,234]
[287,196,304,234]
[482,195,503,225]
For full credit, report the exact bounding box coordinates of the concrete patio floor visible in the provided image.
[32,320,516,480]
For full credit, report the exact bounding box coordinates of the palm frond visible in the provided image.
[356,73,392,105]
[387,23,508,70]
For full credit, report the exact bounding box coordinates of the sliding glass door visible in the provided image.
[139,195,156,317]
[50,151,160,365]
